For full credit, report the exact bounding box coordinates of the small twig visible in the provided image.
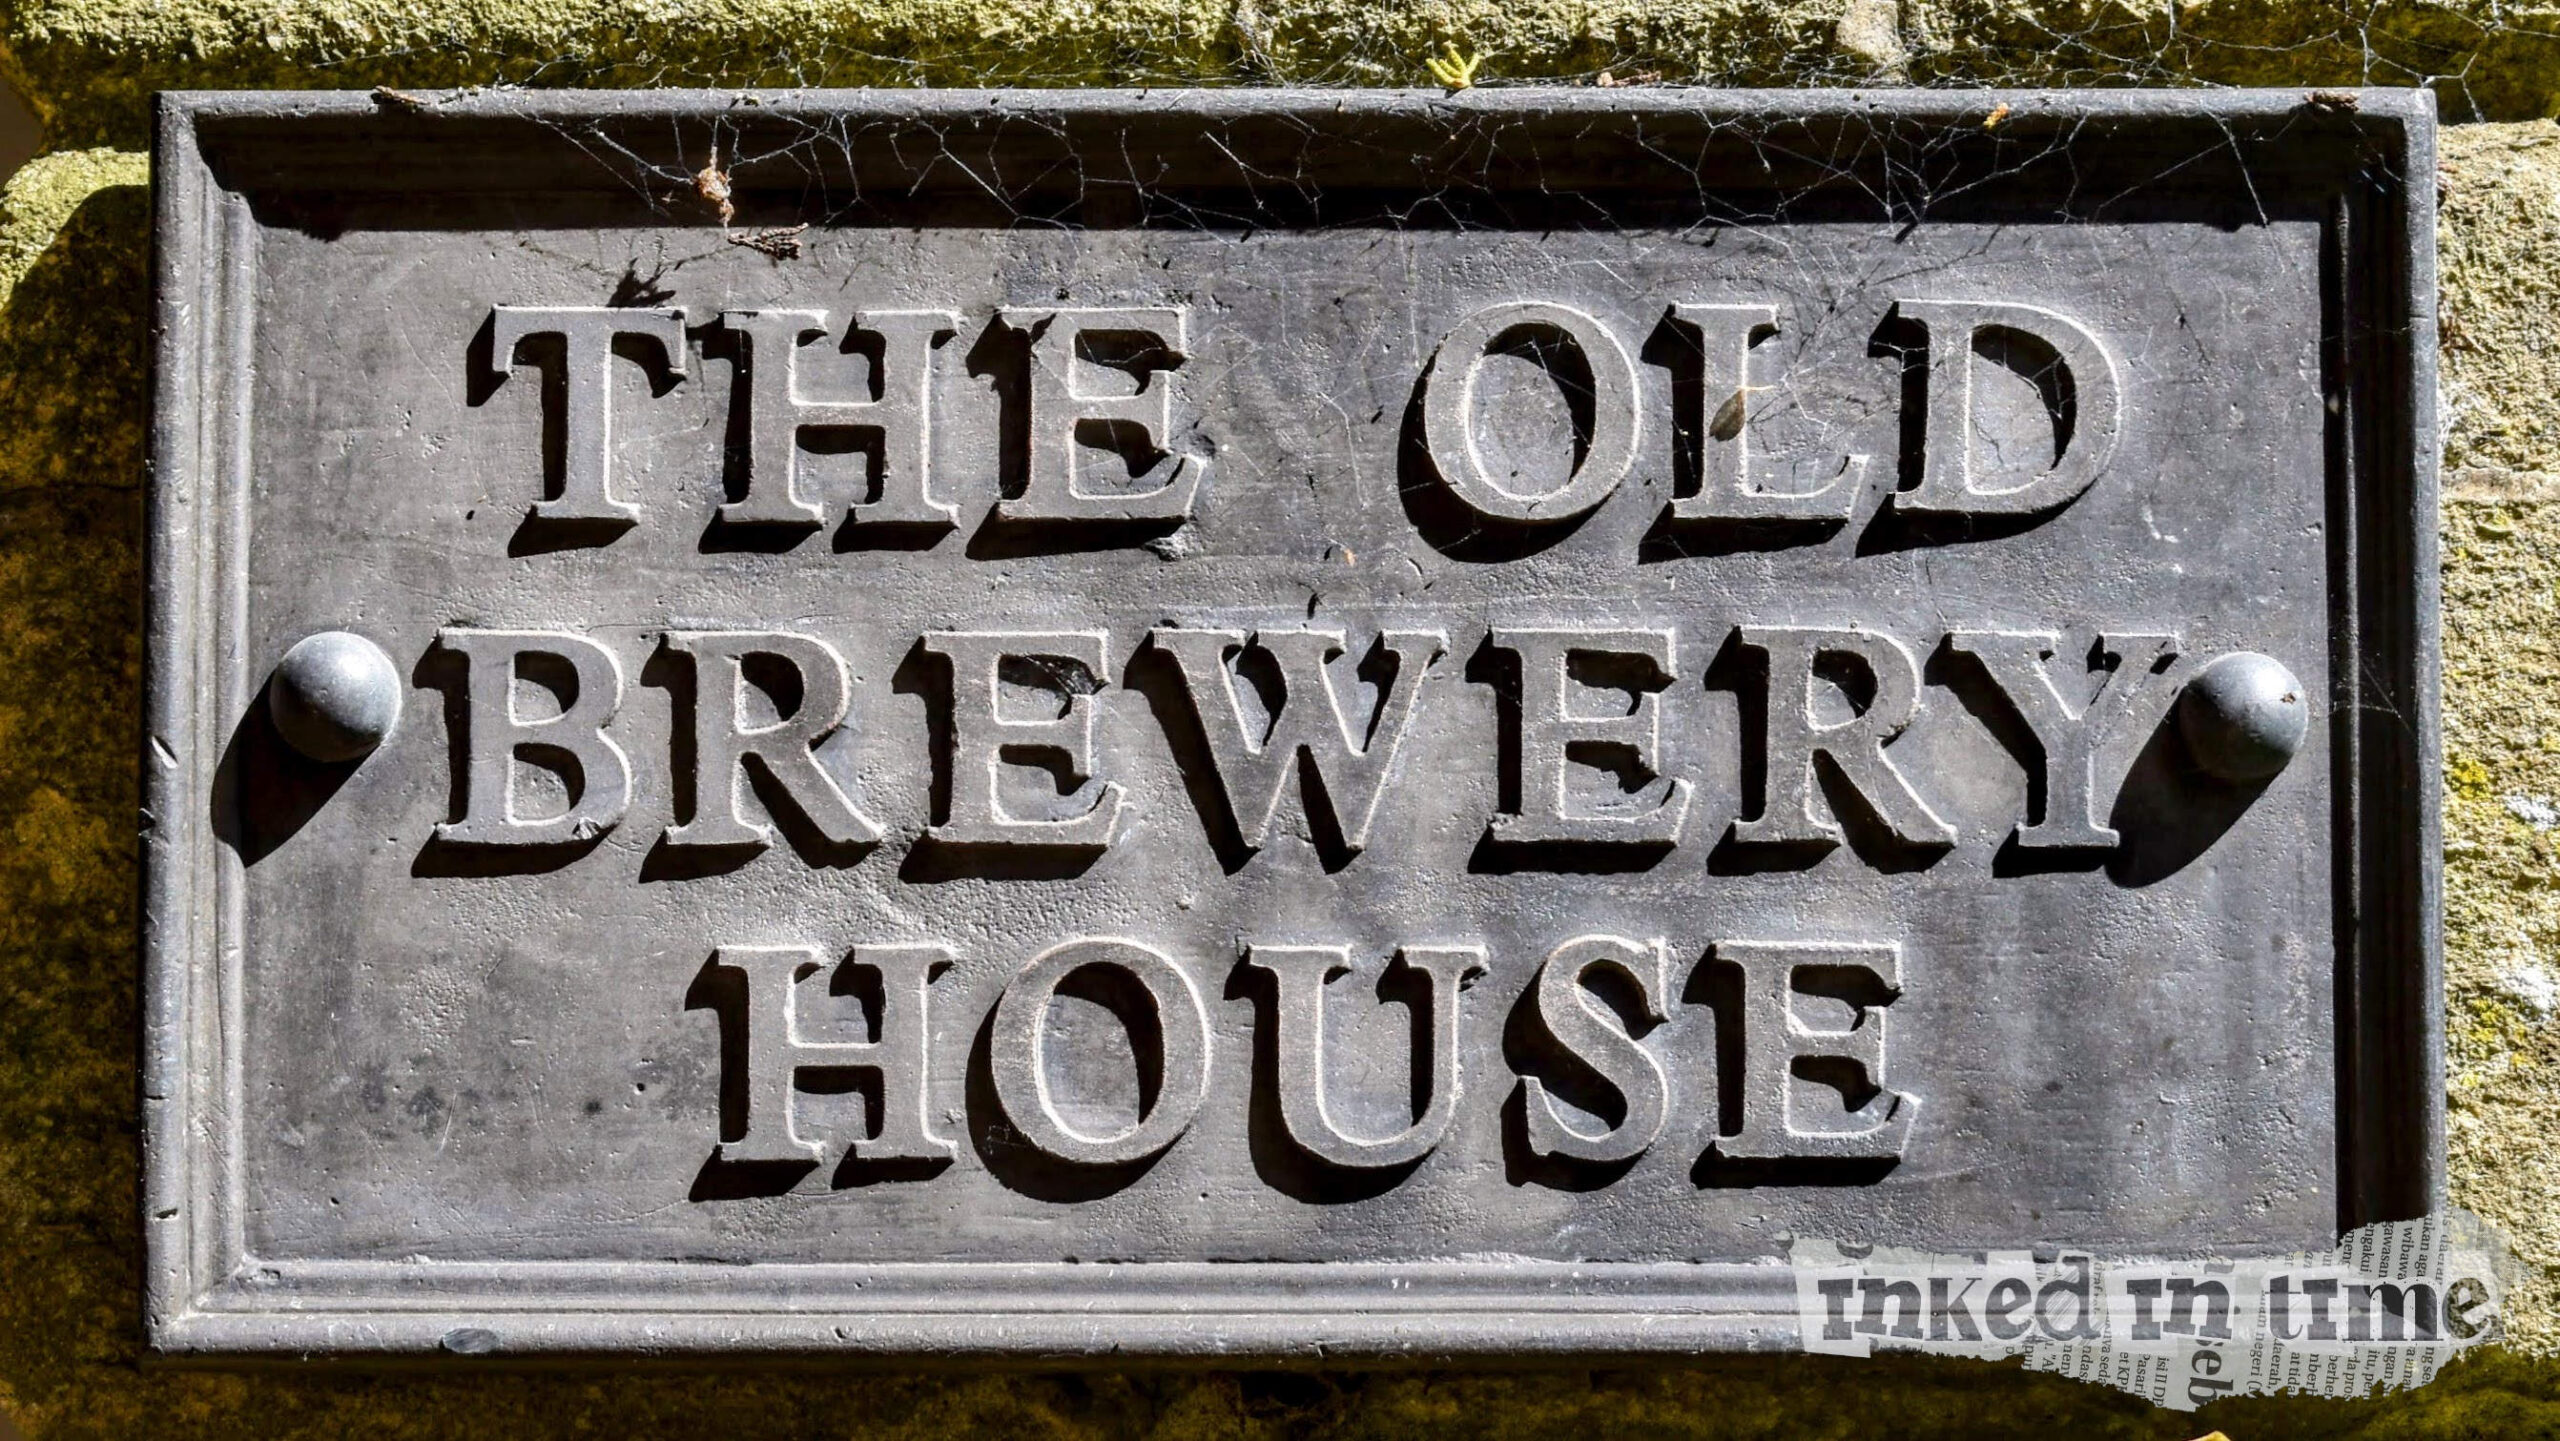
[727,224,808,260]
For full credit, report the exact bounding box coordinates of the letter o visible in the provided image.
[1420,301,1642,524]
[988,938,1211,1166]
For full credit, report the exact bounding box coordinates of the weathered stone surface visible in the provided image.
[2442,123,2560,504]
[140,93,2421,1358]
[0,4,2556,1433]
[5,0,2560,151]
[2440,120,2560,1362]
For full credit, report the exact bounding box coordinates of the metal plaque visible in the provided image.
[145,89,2441,1357]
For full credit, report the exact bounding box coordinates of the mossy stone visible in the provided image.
[3,11,2560,1435]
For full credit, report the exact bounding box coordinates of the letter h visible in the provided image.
[712,944,953,1166]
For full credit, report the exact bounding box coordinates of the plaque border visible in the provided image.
[142,86,2442,1359]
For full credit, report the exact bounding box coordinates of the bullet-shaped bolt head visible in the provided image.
[2177,651,2307,783]
[269,630,402,763]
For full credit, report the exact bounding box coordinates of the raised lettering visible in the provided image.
[1709,939,1916,1161]
[487,305,687,525]
[1732,625,1953,852]
[995,307,1204,524]
[712,943,953,1165]
[987,938,1210,1166]
[1486,626,1693,848]
[1420,301,1641,525]
[1666,302,1868,522]
[1895,299,2123,516]
[1147,626,1446,856]
[920,630,1123,851]
[1242,943,1485,1169]
[714,308,960,530]
[1948,630,2177,850]
[1518,934,1672,1164]
[432,628,631,847]
[661,630,879,853]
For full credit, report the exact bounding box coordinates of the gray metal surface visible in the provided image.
[142,87,2441,1358]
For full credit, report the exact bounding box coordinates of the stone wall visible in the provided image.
[2,2,2556,1433]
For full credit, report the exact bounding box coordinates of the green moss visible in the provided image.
[0,143,147,1439]
[0,148,141,308]
[7,0,2560,150]
[2431,122,2560,1370]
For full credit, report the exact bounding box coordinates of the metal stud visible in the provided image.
[2177,651,2307,783]
[268,630,402,763]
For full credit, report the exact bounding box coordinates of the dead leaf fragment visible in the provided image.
[1709,386,1756,441]
[695,146,736,227]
